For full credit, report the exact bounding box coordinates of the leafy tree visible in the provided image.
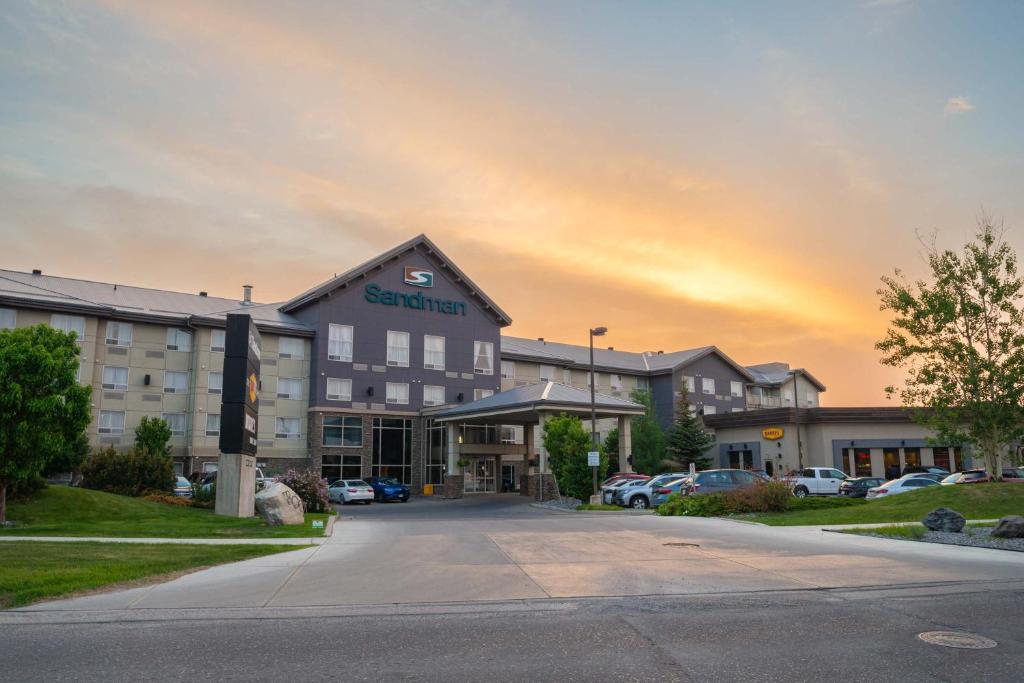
[603,427,619,478]
[135,416,172,457]
[543,413,607,500]
[877,218,1024,479]
[0,324,92,523]
[665,398,715,470]
[629,389,666,475]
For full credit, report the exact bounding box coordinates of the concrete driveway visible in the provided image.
[18,494,1024,612]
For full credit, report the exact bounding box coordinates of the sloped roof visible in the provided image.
[746,362,826,391]
[0,270,312,335]
[279,234,513,326]
[431,381,644,421]
[500,336,754,380]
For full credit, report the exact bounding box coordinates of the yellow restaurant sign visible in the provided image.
[762,427,785,440]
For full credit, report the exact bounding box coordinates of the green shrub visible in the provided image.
[9,474,48,500]
[656,491,730,517]
[191,481,215,508]
[277,468,328,513]
[80,447,174,497]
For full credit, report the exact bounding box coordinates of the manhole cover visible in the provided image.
[918,631,997,649]
[663,542,700,548]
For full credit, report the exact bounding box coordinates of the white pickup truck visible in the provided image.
[786,467,849,497]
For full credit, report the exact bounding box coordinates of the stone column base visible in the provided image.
[526,473,559,501]
[443,475,465,499]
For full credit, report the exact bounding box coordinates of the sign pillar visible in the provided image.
[216,314,261,518]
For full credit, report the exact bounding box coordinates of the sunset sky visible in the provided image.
[2,1,1023,405]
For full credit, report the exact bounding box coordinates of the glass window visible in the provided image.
[855,449,872,477]
[275,417,301,439]
[51,314,85,338]
[423,385,445,406]
[424,335,445,370]
[162,413,186,436]
[805,390,816,406]
[322,454,363,481]
[0,308,15,330]
[326,378,352,401]
[932,447,951,471]
[323,416,363,447]
[208,371,223,394]
[610,374,622,390]
[473,341,494,375]
[101,366,128,390]
[730,381,743,398]
[386,382,409,405]
[540,364,555,381]
[163,371,189,393]
[801,468,816,478]
[328,324,353,362]
[501,361,515,379]
[166,328,192,351]
[277,377,303,399]
[210,329,226,352]
[372,417,413,484]
[563,368,572,384]
[703,405,716,415]
[386,331,410,367]
[105,321,133,347]
[206,414,220,436]
[904,447,921,467]
[425,420,447,485]
[731,470,757,485]
[278,337,304,359]
[684,376,696,392]
[474,388,494,401]
[98,410,124,434]
[702,377,715,395]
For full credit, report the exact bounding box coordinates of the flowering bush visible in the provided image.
[277,468,330,513]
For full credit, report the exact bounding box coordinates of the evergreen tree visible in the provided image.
[629,389,666,475]
[665,398,715,470]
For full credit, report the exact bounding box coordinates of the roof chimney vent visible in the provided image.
[537,337,544,343]
[607,346,614,350]
[32,269,42,276]
[657,350,664,355]
[242,284,253,305]
[199,291,208,297]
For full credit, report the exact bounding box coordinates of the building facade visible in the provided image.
[2,234,844,493]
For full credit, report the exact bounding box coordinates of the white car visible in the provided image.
[618,472,688,509]
[328,479,374,505]
[866,476,939,499]
[788,467,849,498]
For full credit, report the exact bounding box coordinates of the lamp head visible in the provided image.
[591,326,608,336]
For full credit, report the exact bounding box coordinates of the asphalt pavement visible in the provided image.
[3,494,1023,681]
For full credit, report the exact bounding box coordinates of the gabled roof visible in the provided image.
[0,270,312,335]
[431,381,644,422]
[746,362,827,391]
[500,336,755,381]
[279,234,513,326]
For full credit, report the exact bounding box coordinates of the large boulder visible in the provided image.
[922,507,966,533]
[991,515,1024,539]
[255,482,305,526]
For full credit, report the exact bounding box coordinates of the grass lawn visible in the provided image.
[0,486,330,538]
[748,483,1024,526]
[0,541,305,609]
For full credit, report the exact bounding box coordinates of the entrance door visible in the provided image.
[729,450,753,470]
[464,457,496,493]
[501,463,518,492]
[883,449,900,480]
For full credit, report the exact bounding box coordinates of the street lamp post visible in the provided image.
[589,326,607,496]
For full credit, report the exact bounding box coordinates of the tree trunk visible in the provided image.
[0,481,6,526]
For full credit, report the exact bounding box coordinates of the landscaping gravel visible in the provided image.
[866,526,1024,552]
[534,497,582,511]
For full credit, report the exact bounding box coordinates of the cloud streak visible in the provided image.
[944,96,975,115]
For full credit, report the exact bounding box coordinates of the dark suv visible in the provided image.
[683,469,762,495]
[838,477,885,498]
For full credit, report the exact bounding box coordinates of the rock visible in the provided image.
[255,482,305,526]
[991,515,1024,539]
[922,507,966,533]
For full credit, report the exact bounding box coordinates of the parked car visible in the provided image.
[913,473,946,483]
[651,477,689,507]
[364,476,411,502]
[682,469,763,496]
[196,467,267,493]
[328,479,374,505]
[786,467,849,498]
[866,476,939,499]
[173,475,193,498]
[602,477,646,504]
[600,472,649,487]
[901,465,950,477]
[958,469,990,484]
[838,477,884,498]
[617,473,686,509]
[1000,468,1024,482]
[939,472,964,485]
